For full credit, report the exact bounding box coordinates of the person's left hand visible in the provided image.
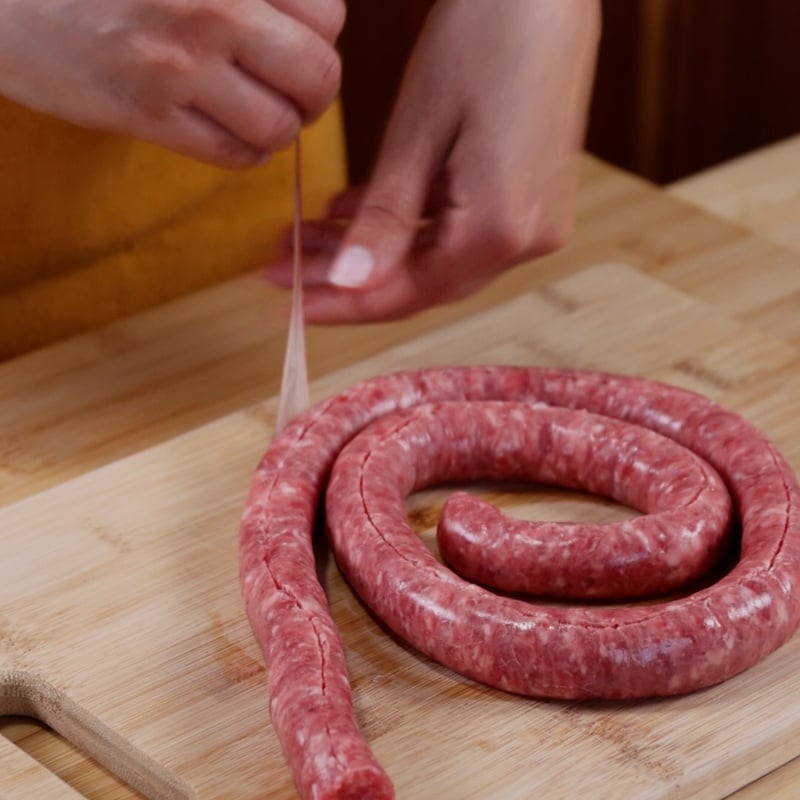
[266,0,600,323]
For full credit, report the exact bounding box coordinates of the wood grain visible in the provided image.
[338,4,800,185]
[731,757,800,800]
[3,264,800,799]
[0,718,142,800]
[586,2,800,183]
[4,153,800,798]
[0,735,86,800]
[5,155,800,512]
[669,134,800,254]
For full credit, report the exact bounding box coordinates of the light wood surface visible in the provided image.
[689,137,800,800]
[3,263,800,800]
[0,734,86,799]
[669,133,800,253]
[671,136,800,799]
[2,149,800,798]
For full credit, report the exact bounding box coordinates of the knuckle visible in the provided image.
[208,135,262,169]
[265,103,302,150]
[170,0,230,27]
[154,0,237,54]
[537,219,572,255]
[533,207,575,256]
[480,198,573,265]
[320,0,347,41]
[303,46,342,118]
[360,197,416,235]
[318,47,343,100]
[138,37,193,78]
[119,35,194,119]
[273,0,346,43]
[484,218,529,264]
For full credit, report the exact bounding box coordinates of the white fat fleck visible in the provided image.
[628,456,651,477]
[680,520,703,541]
[412,590,460,624]
[703,614,722,630]
[777,572,795,595]
[648,409,682,434]
[665,549,682,569]
[381,392,413,415]
[607,646,630,666]
[629,526,651,551]
[445,517,482,546]
[727,592,773,622]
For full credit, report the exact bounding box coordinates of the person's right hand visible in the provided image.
[0,0,344,167]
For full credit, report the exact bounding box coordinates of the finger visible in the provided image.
[302,252,488,325]
[237,7,341,122]
[269,214,438,297]
[267,221,350,288]
[302,227,453,323]
[326,173,452,224]
[275,218,346,255]
[132,106,266,169]
[302,200,520,324]
[324,198,431,291]
[298,220,348,253]
[265,251,335,288]
[267,0,347,43]
[324,97,454,290]
[424,171,454,218]
[303,270,421,324]
[192,60,300,151]
[325,185,367,219]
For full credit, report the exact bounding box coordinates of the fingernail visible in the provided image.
[328,245,374,288]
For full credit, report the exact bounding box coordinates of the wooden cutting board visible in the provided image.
[3,263,800,800]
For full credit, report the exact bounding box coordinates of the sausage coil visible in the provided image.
[239,367,800,800]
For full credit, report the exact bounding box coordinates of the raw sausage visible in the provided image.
[239,366,800,800]
[338,401,732,599]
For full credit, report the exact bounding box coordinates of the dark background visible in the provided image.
[338,1,800,185]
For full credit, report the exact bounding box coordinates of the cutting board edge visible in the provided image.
[0,668,195,800]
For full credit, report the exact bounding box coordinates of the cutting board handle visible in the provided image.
[1,669,194,800]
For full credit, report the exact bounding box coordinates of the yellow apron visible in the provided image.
[0,98,347,359]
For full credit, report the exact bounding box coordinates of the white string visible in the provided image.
[274,139,310,435]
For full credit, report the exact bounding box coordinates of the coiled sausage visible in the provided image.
[239,367,800,800]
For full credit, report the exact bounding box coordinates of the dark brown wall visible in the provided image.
[338,0,435,183]
[339,1,800,186]
[587,0,800,183]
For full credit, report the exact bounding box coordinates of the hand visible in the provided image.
[0,0,344,167]
[267,0,600,322]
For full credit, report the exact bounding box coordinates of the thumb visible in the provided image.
[326,93,450,291]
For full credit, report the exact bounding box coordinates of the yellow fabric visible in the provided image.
[0,98,347,359]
